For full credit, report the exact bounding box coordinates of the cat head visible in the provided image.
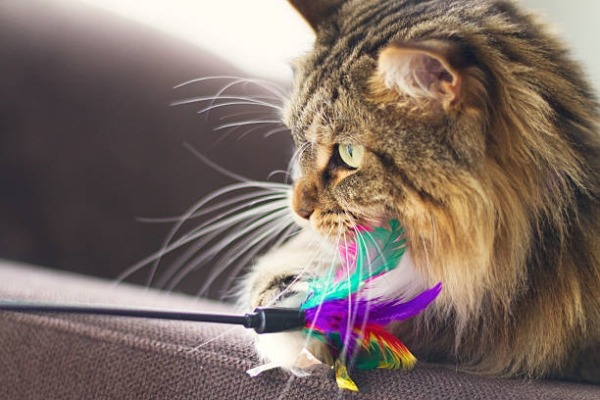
[285,0,598,314]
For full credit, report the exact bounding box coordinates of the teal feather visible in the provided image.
[302,220,406,309]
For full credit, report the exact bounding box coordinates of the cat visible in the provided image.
[237,0,600,383]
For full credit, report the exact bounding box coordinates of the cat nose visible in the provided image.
[293,179,317,220]
[295,207,313,220]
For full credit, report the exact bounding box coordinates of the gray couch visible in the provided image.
[1,0,599,398]
[3,260,599,399]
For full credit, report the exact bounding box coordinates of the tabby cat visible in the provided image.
[239,0,600,383]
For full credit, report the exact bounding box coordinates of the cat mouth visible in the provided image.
[289,190,389,238]
[309,208,386,239]
[308,209,349,235]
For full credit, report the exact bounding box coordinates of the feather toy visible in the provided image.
[0,218,441,392]
[301,220,442,391]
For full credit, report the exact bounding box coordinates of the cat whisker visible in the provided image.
[172,93,283,132]
[174,75,288,100]
[275,375,296,400]
[267,170,292,181]
[156,201,292,288]
[120,198,285,287]
[171,89,283,131]
[214,119,283,131]
[155,199,290,289]
[209,107,291,136]
[165,214,288,293]
[213,119,286,141]
[132,142,294,291]
[118,180,291,286]
[222,222,301,302]
[137,191,287,225]
[172,95,281,108]
[285,142,311,183]
[197,100,283,116]
[183,142,261,184]
[262,126,291,138]
[188,325,242,353]
[195,216,297,297]
[338,218,357,363]
[156,225,234,289]
[148,187,287,280]
[342,211,394,365]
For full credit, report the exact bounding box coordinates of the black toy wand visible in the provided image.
[0,301,306,334]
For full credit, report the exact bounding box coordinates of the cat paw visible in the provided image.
[251,329,331,377]
[247,276,332,376]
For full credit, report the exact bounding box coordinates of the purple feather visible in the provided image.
[366,282,442,326]
[304,283,442,358]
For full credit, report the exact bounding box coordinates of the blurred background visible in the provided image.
[0,0,598,297]
[73,0,600,87]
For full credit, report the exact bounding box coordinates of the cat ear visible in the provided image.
[376,40,463,107]
[288,0,345,31]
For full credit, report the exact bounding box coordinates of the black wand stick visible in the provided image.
[0,301,306,334]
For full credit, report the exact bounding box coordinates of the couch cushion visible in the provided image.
[1,260,599,399]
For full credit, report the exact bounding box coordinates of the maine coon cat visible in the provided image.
[238,0,600,383]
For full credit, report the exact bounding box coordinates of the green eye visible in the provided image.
[337,144,365,169]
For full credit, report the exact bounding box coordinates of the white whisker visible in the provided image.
[199,77,281,121]
[122,75,299,302]
[144,190,287,286]
[263,126,291,138]
[221,221,300,300]
[285,142,310,184]
[172,95,280,108]
[165,207,292,291]
[174,75,288,99]
[197,100,282,116]
[196,216,296,296]
[165,200,289,257]
[154,198,290,288]
[188,325,241,352]
[137,192,287,224]
[172,76,290,141]
[118,181,291,285]
[183,143,249,182]
[214,119,283,131]
[267,170,291,181]
[217,122,284,142]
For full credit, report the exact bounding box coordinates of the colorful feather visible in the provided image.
[301,220,442,391]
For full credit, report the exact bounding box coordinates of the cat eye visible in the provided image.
[337,144,365,169]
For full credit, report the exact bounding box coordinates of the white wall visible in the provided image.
[75,0,314,82]
[75,0,598,89]
[521,0,599,90]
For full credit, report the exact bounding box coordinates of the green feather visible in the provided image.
[302,220,406,309]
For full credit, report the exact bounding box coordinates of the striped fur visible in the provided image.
[277,0,600,382]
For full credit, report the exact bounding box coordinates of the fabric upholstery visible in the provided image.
[1,260,598,399]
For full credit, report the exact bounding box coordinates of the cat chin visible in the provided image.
[290,220,427,301]
[289,211,345,240]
